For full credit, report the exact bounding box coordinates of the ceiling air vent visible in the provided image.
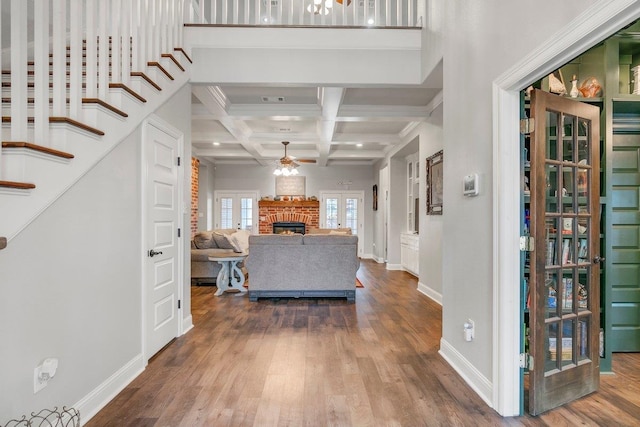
[261,96,285,103]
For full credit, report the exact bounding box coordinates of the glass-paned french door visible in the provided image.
[214,191,258,232]
[320,191,363,256]
[528,89,601,415]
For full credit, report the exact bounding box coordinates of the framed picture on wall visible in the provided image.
[426,150,443,215]
[373,184,378,211]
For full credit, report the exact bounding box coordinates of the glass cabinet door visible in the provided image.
[529,89,602,415]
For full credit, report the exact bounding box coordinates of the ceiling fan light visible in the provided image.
[273,168,282,176]
[325,0,333,8]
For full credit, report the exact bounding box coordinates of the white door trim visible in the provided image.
[492,0,640,416]
[319,190,365,256]
[141,114,185,363]
[213,190,259,232]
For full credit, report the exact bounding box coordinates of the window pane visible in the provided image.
[240,197,252,232]
[345,198,358,234]
[326,198,338,228]
[220,197,233,229]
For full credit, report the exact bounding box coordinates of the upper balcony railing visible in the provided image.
[186,0,421,27]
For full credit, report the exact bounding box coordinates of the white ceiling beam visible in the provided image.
[192,85,271,166]
[316,87,344,166]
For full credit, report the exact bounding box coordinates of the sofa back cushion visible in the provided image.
[249,234,303,245]
[193,231,217,249]
[307,227,352,235]
[303,234,358,245]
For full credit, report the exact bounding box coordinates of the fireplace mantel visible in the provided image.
[258,200,319,208]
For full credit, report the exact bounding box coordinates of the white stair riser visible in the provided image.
[1,148,72,183]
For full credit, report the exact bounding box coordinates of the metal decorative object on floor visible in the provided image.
[4,407,80,427]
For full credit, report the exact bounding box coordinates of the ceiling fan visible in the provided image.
[273,141,316,176]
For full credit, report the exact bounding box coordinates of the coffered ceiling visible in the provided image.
[191,62,443,167]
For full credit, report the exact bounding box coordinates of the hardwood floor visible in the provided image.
[87,260,640,426]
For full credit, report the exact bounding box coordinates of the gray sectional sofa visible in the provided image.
[245,233,359,302]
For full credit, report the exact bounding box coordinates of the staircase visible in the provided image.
[0,0,194,246]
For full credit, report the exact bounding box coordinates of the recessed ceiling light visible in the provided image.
[213,142,220,146]
[356,143,363,147]
[367,18,374,25]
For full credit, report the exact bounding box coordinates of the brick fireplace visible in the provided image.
[258,200,320,234]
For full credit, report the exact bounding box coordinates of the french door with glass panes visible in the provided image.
[528,89,601,415]
[320,191,363,256]
[214,191,258,232]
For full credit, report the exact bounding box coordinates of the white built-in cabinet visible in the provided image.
[402,154,419,276]
[401,232,419,275]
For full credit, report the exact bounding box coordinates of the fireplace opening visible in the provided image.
[272,221,306,235]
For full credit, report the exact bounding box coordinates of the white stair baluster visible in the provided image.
[111,0,122,84]
[52,0,66,118]
[10,0,28,142]
[69,0,83,120]
[34,0,50,145]
[122,0,131,86]
[98,0,108,100]
[85,0,98,99]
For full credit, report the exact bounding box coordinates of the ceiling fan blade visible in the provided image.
[297,159,316,163]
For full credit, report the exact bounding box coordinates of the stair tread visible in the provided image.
[2,116,105,136]
[2,141,74,159]
[0,180,36,189]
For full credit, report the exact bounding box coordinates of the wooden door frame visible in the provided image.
[492,1,640,416]
[140,114,185,363]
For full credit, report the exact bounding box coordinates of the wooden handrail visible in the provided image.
[2,142,74,159]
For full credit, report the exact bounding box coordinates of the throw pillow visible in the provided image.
[193,231,216,249]
[231,229,250,252]
[213,232,235,249]
[224,234,244,253]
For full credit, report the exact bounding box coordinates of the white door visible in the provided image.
[144,118,182,359]
[320,191,364,256]
[214,191,258,232]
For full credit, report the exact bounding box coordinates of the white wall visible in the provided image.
[0,85,192,421]
[0,130,143,420]
[209,163,375,256]
[197,159,216,231]
[440,0,600,406]
[418,106,443,301]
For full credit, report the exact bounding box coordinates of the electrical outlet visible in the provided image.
[34,366,47,393]
[464,319,475,342]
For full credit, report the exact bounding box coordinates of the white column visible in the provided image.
[10,0,28,141]
[69,0,83,119]
[34,0,50,144]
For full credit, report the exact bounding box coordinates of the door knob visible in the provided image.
[149,249,163,257]
[593,255,605,264]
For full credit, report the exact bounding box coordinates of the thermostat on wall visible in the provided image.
[463,174,479,196]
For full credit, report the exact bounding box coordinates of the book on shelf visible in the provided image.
[562,238,572,264]
[546,238,556,266]
[562,278,573,309]
[577,238,588,263]
[549,337,573,361]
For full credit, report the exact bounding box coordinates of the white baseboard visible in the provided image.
[182,314,194,335]
[438,338,493,409]
[386,263,403,270]
[372,256,385,263]
[74,354,145,424]
[417,281,442,305]
[360,253,374,260]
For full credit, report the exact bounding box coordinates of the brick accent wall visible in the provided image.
[191,157,199,237]
[258,200,320,234]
